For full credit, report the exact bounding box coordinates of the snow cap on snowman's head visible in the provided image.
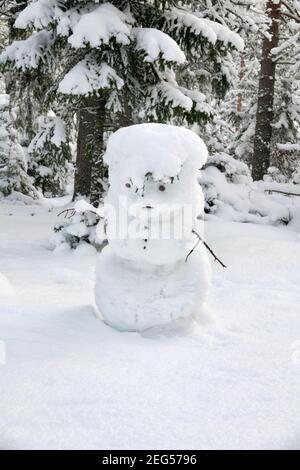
[104,123,208,190]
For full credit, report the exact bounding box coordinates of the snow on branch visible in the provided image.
[15,0,61,30]
[1,30,54,70]
[28,112,67,154]
[197,17,244,51]
[132,27,186,64]
[164,8,244,51]
[271,31,300,58]
[68,3,132,49]
[154,80,193,112]
[165,8,218,44]
[277,143,300,152]
[59,56,124,96]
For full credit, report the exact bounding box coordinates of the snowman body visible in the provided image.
[95,123,211,331]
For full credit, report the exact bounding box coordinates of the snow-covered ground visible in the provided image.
[0,201,300,450]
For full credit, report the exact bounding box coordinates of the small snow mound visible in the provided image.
[0,273,14,298]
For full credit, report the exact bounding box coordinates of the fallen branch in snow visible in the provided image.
[265,189,300,197]
[185,230,227,268]
[57,208,76,219]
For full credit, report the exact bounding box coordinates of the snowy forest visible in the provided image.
[0,0,300,451]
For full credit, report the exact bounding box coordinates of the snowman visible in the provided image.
[95,123,211,331]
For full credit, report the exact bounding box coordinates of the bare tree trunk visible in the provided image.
[73,95,108,205]
[252,0,281,181]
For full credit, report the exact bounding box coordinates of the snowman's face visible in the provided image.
[103,124,207,261]
[122,163,199,210]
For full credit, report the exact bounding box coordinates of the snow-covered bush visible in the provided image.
[204,152,251,184]
[201,152,292,225]
[52,200,105,251]
[0,94,38,201]
[95,123,211,331]
[201,152,251,214]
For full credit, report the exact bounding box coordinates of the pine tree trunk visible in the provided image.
[236,54,245,131]
[73,95,108,205]
[73,92,135,205]
[252,0,281,181]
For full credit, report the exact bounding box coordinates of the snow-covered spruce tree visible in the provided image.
[0,93,38,200]
[1,0,244,205]
[0,1,35,143]
[0,0,74,197]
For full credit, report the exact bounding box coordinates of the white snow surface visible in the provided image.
[0,202,300,449]
[0,272,14,298]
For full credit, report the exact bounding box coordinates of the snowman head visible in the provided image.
[103,123,208,251]
[104,123,208,206]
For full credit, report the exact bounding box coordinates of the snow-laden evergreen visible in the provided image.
[0,0,245,207]
[0,93,38,200]
[1,0,244,124]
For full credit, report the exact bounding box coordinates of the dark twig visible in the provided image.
[185,230,227,268]
[57,208,76,219]
[265,189,300,197]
